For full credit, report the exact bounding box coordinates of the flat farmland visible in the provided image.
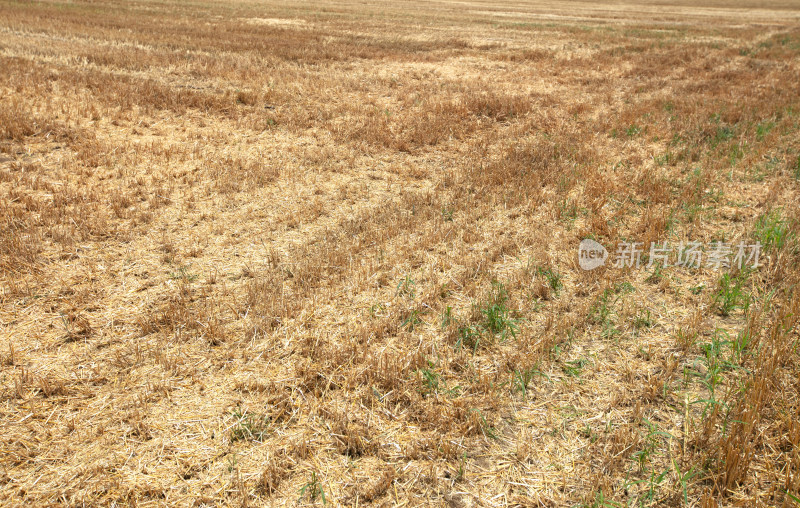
[1,0,800,505]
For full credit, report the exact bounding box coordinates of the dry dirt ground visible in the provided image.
[2,0,800,506]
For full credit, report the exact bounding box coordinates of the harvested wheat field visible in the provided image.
[2,0,800,505]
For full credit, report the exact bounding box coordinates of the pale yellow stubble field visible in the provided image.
[1,0,800,505]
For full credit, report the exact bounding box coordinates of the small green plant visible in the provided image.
[416,360,459,397]
[686,329,738,414]
[396,275,416,299]
[731,327,752,364]
[549,328,575,360]
[683,203,703,223]
[537,267,563,296]
[441,207,454,222]
[472,409,498,439]
[368,302,384,318]
[728,142,746,165]
[455,323,482,352]
[601,320,621,341]
[418,361,440,395]
[169,265,198,282]
[557,198,579,221]
[756,120,775,141]
[794,155,800,180]
[229,407,270,442]
[654,151,672,166]
[689,284,705,295]
[585,490,622,508]
[615,282,635,294]
[562,357,589,377]
[675,326,698,351]
[630,419,672,472]
[589,290,614,326]
[480,281,519,341]
[455,452,467,481]
[645,264,663,284]
[591,284,630,323]
[512,364,548,400]
[578,423,598,443]
[753,208,793,252]
[590,283,636,339]
[712,124,734,146]
[696,356,723,404]
[400,308,422,331]
[626,469,669,505]
[440,306,453,328]
[626,124,641,137]
[672,459,701,505]
[299,472,327,505]
[632,309,654,331]
[226,453,238,472]
[713,273,749,316]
